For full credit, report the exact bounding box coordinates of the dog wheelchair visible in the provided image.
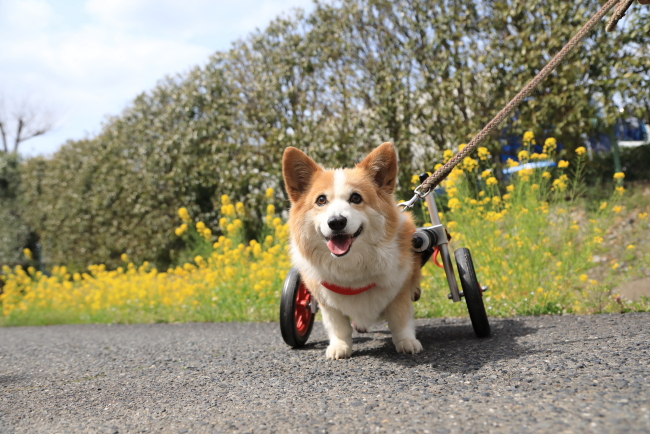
[280,173,491,348]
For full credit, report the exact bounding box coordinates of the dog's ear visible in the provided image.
[282,147,322,203]
[357,142,398,194]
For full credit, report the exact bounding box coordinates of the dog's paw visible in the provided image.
[326,342,352,360]
[395,338,423,354]
[411,286,421,302]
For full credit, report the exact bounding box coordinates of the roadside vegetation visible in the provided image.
[2,132,648,326]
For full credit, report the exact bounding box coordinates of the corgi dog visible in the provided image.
[282,142,422,359]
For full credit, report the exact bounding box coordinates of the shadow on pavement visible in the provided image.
[295,318,539,373]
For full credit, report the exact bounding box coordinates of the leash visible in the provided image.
[411,0,638,199]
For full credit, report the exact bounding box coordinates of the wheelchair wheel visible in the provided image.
[280,267,315,348]
[455,247,491,338]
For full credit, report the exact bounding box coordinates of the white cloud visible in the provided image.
[0,0,314,156]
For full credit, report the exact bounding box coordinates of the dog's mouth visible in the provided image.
[325,225,363,257]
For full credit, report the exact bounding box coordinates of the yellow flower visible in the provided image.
[462,157,478,172]
[448,198,461,210]
[447,221,458,229]
[443,149,454,162]
[120,253,129,262]
[491,196,501,205]
[575,147,586,156]
[486,177,498,186]
[219,217,228,228]
[458,144,467,151]
[236,202,245,214]
[523,131,535,143]
[411,174,420,186]
[543,137,557,153]
[558,160,569,169]
[518,150,529,162]
[552,178,567,192]
[178,207,190,222]
[639,212,648,220]
[23,249,32,260]
[506,158,519,168]
[267,204,275,215]
[599,201,607,210]
[530,153,541,160]
[611,263,619,270]
[202,228,212,239]
[626,244,634,250]
[589,279,597,285]
[481,170,491,179]
[502,193,511,201]
[579,274,588,282]
[593,236,603,244]
[530,184,539,191]
[221,195,231,206]
[615,186,625,195]
[555,261,562,267]
[434,163,443,171]
[505,185,514,192]
[613,172,625,180]
[265,188,274,199]
[477,147,490,161]
[613,206,622,214]
[174,224,187,237]
[196,221,206,231]
[542,171,551,179]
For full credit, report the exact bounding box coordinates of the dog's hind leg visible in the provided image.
[384,286,422,354]
[320,304,353,360]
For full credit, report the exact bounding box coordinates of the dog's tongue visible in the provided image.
[327,235,352,255]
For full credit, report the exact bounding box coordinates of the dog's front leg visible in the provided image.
[384,289,422,354]
[320,303,353,360]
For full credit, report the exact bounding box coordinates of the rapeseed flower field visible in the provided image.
[1,132,649,326]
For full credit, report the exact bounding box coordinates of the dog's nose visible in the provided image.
[327,215,347,231]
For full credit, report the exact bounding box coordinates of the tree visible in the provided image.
[0,98,55,154]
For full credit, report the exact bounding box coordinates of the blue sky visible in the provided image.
[0,0,315,157]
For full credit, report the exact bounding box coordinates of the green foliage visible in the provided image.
[0,152,30,267]
[13,0,650,270]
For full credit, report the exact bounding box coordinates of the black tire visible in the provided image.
[280,267,315,348]
[455,248,491,338]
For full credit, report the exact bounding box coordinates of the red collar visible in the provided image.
[321,281,376,295]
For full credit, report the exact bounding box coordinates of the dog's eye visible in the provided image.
[350,193,363,204]
[316,195,328,206]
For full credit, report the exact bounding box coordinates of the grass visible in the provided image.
[2,135,650,326]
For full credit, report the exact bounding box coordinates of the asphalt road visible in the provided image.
[1,313,649,434]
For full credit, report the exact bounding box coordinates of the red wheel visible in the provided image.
[294,282,313,337]
[280,268,316,347]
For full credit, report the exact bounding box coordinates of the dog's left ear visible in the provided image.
[358,142,398,194]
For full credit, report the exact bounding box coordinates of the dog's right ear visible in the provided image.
[282,147,322,203]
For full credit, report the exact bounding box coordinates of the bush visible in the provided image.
[2,133,649,325]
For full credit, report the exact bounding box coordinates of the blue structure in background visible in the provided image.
[615,117,647,142]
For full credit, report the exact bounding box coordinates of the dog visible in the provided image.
[282,142,422,359]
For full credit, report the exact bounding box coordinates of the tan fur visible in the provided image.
[282,142,423,359]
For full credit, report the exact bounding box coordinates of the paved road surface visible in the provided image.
[1,313,649,433]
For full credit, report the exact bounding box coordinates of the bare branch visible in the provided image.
[0,97,56,154]
[0,121,7,153]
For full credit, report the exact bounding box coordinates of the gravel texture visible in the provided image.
[1,313,649,433]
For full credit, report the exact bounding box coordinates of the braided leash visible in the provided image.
[415,0,637,197]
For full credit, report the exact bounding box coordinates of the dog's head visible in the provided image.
[282,142,400,260]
